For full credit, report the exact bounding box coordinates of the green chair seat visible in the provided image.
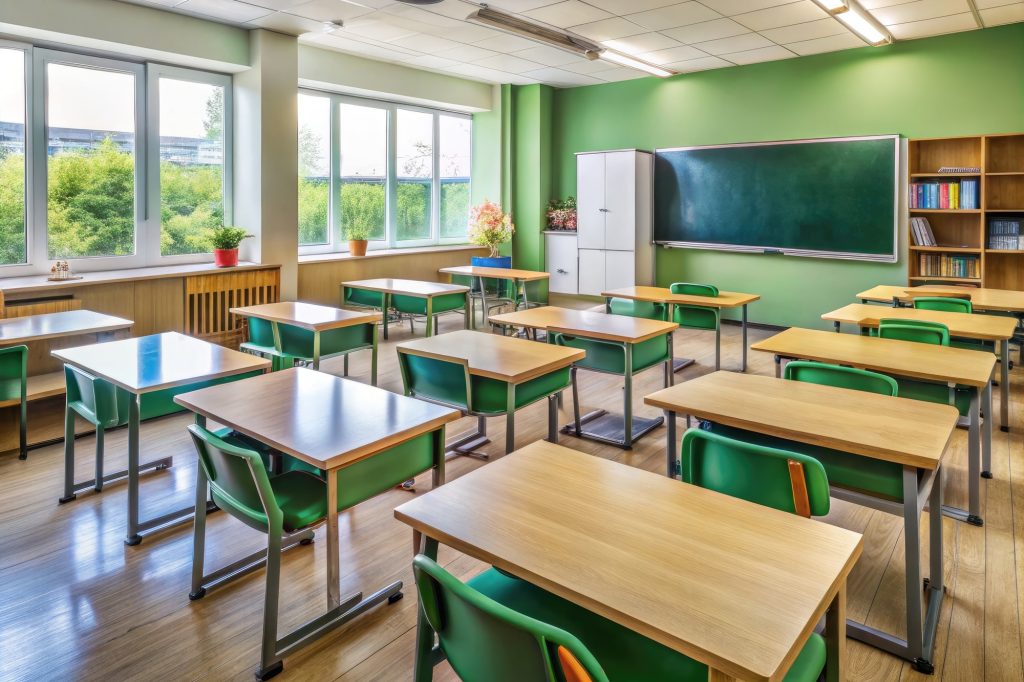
[606,298,667,321]
[277,322,373,361]
[392,292,466,316]
[344,287,385,309]
[250,470,326,533]
[670,283,720,331]
[893,379,972,417]
[552,334,669,375]
[470,567,826,682]
[0,345,28,458]
[698,421,904,501]
[472,369,571,415]
[138,371,265,421]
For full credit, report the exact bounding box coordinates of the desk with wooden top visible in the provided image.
[489,306,678,448]
[53,332,270,545]
[602,285,760,371]
[645,371,955,671]
[340,278,471,338]
[751,327,996,525]
[438,265,549,324]
[231,301,381,381]
[396,441,863,682]
[823,302,1016,433]
[175,367,460,678]
[396,329,583,454]
[857,283,1024,312]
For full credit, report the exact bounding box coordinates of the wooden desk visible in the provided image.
[439,265,550,325]
[602,285,761,371]
[489,306,677,448]
[824,303,1015,433]
[175,367,460,676]
[857,284,1024,313]
[396,441,862,682]
[0,309,132,346]
[751,327,994,525]
[53,332,270,545]
[340,278,471,338]
[645,371,953,671]
[230,301,380,380]
[396,330,583,454]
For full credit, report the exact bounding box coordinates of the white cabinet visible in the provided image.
[546,232,579,295]
[574,150,653,297]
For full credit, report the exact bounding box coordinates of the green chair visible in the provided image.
[398,350,569,456]
[0,345,28,459]
[784,360,899,397]
[913,297,997,354]
[412,554,826,682]
[670,282,722,370]
[605,297,667,321]
[276,321,378,385]
[240,317,295,372]
[187,424,326,680]
[391,292,471,338]
[877,319,972,416]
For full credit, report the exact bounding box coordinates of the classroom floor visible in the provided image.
[1,300,1021,682]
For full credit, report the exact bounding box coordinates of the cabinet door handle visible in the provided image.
[556,268,569,274]
[599,208,609,212]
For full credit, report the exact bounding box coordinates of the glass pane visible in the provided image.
[439,115,470,239]
[46,62,136,259]
[0,49,26,265]
[159,78,225,256]
[299,93,330,246]
[339,103,386,243]
[396,109,432,242]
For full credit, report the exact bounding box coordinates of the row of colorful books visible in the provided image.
[918,254,979,279]
[988,217,1023,250]
[909,179,979,209]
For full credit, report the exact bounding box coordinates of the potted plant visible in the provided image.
[345,222,372,257]
[468,199,515,268]
[209,226,254,267]
[546,196,577,231]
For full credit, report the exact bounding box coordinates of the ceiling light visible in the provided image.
[811,0,892,46]
[813,0,848,12]
[322,20,343,33]
[467,7,602,59]
[598,50,675,78]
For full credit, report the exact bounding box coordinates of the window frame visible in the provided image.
[297,89,472,256]
[0,43,233,277]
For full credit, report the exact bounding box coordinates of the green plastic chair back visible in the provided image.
[398,352,470,412]
[913,296,973,314]
[412,554,609,682]
[681,428,830,517]
[784,360,898,397]
[0,345,27,404]
[64,365,130,429]
[247,317,277,349]
[878,319,950,346]
[607,298,667,321]
[669,282,720,331]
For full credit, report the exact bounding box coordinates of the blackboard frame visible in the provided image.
[653,135,900,263]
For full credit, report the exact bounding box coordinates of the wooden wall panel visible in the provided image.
[71,283,137,320]
[133,278,185,337]
[185,268,280,348]
[4,298,82,318]
[298,247,488,306]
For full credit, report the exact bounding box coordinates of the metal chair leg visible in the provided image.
[571,367,582,436]
[189,468,209,600]
[94,427,105,492]
[257,530,284,680]
[18,399,27,460]
[59,407,77,503]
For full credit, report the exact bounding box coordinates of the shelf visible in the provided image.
[0,372,64,409]
[910,172,980,178]
[985,208,1024,212]
[909,209,981,214]
[986,172,1024,176]
[986,249,1024,254]
[909,276,981,283]
[910,245,980,253]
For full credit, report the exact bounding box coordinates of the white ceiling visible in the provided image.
[118,0,1024,87]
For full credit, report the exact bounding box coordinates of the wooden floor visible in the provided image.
[1,302,1022,682]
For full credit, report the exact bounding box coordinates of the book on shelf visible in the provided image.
[910,217,937,246]
[937,166,981,174]
[918,253,979,278]
[909,178,978,209]
[988,216,1024,250]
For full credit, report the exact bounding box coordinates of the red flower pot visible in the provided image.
[213,248,239,267]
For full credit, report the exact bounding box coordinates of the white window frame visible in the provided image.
[297,89,472,256]
[0,43,233,277]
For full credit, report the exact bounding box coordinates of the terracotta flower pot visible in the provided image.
[349,240,368,257]
[213,248,239,267]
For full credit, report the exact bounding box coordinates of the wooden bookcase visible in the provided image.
[908,133,1024,289]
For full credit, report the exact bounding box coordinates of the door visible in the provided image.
[604,250,636,292]
[604,151,636,252]
[546,234,578,295]
[577,153,606,250]
[578,249,606,297]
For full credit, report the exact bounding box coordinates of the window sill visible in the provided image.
[298,243,486,265]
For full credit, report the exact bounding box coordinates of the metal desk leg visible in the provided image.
[547,393,559,443]
[464,292,473,331]
[1000,340,1010,434]
[370,324,379,387]
[902,466,925,664]
[982,381,993,478]
[125,394,142,546]
[623,345,633,448]
[326,473,341,609]
[519,279,529,310]
[833,320,841,333]
[312,332,321,372]
[665,410,677,478]
[425,298,434,338]
[478,276,490,326]
[825,585,847,682]
[383,293,390,340]
[774,354,782,378]
[505,383,516,454]
[741,304,748,372]
[943,388,983,526]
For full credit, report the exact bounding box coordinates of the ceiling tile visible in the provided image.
[443,62,518,83]
[523,66,604,85]
[626,2,722,30]
[732,1,828,31]
[176,0,274,22]
[700,0,794,15]
[484,0,567,13]
[569,17,648,40]
[387,32,462,52]
[117,0,184,7]
[524,1,614,28]
[759,17,844,43]
[513,44,587,66]
[435,44,500,61]
[785,31,865,54]
[302,31,415,59]
[288,0,375,22]
[591,66,648,81]
[422,0,479,20]
[396,54,460,69]
[249,11,324,34]
[441,23,507,42]
[638,44,708,63]
[586,0,680,13]
[664,54,733,71]
[602,31,681,53]
[475,33,543,52]
[561,58,624,73]
[981,3,1024,25]
[973,0,1020,8]
[693,31,774,54]
[661,17,749,42]
[244,0,313,10]
[888,12,979,38]
[723,44,797,64]
[859,0,917,8]
[342,17,418,41]
[473,53,547,73]
[871,0,973,26]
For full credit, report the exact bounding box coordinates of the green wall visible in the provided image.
[511,84,553,282]
[550,24,1024,329]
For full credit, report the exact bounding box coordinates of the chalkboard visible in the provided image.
[653,136,898,262]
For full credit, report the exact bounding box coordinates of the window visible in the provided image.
[298,91,471,254]
[0,44,232,276]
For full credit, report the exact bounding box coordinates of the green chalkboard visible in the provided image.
[653,136,898,261]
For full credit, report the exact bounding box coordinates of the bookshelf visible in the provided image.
[908,133,1024,289]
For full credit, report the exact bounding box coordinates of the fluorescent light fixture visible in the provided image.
[814,0,848,12]
[466,7,601,59]
[811,0,892,46]
[322,20,343,33]
[598,50,676,78]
